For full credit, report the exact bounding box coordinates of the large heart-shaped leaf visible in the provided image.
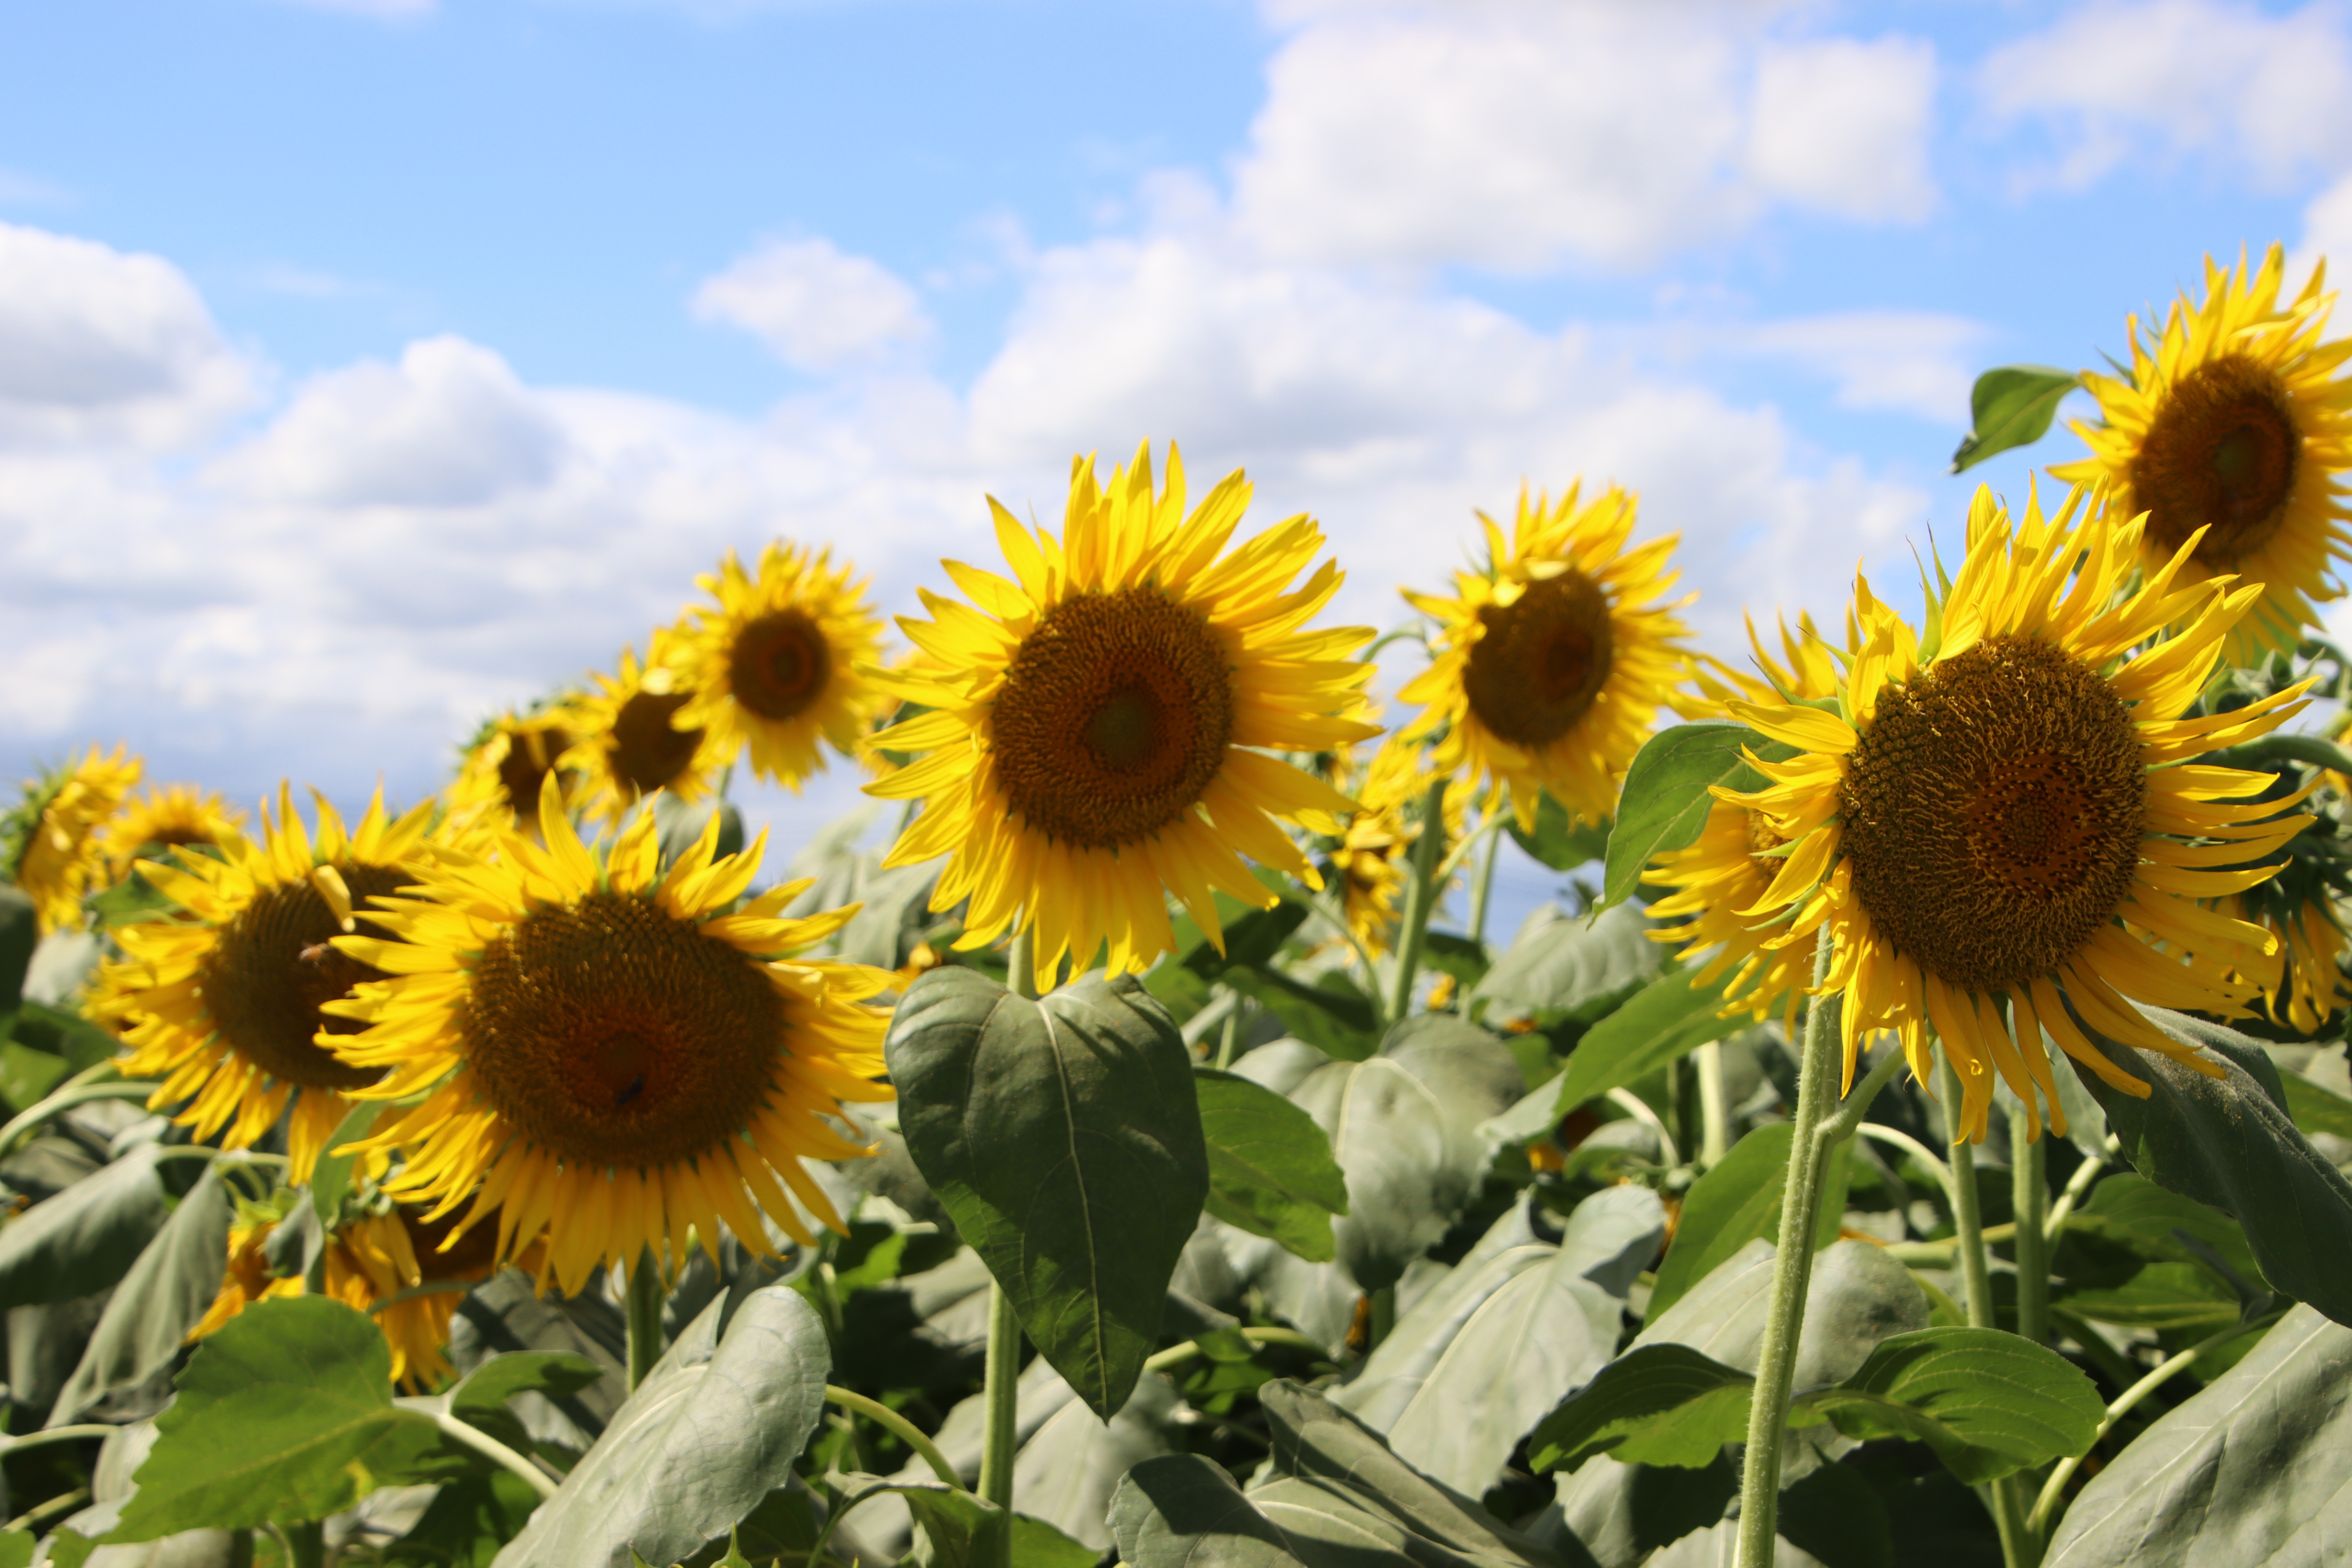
[886,966,1210,1417]
[2066,1002,2352,1326]
[1194,1069,1349,1264]
[1471,902,1660,1024]
[2042,1304,2352,1567]
[1528,1343,1756,1473]
[1800,1327,2103,1485]
[1646,1125,1847,1319]
[1489,969,1741,1146]
[492,1284,831,1568]
[47,1158,232,1427]
[0,1142,175,1309]
[1601,725,1774,911]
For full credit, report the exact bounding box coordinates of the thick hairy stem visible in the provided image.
[1938,1056,2031,1568]
[1385,780,1451,1025]
[1696,1040,1731,1168]
[1468,814,1503,947]
[975,926,1043,1512]
[2011,1100,2050,1347]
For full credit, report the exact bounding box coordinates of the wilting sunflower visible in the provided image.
[559,631,729,829]
[192,1199,538,1388]
[1400,483,1692,832]
[320,780,893,1297]
[670,542,891,789]
[90,787,435,1181]
[2052,244,2352,660]
[1327,737,1469,956]
[449,706,583,828]
[864,442,1378,989]
[1649,615,1848,1028]
[3,745,142,934]
[100,784,244,886]
[1721,484,2314,1143]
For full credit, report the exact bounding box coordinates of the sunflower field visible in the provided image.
[1,243,2351,1568]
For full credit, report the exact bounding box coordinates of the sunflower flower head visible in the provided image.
[90,785,436,1181]
[100,783,244,886]
[1328,736,1469,957]
[449,705,585,829]
[2052,243,2352,660]
[320,776,895,1297]
[1719,482,2314,1144]
[4,745,143,934]
[1399,483,1693,833]
[559,630,729,829]
[865,441,1379,991]
[670,541,891,789]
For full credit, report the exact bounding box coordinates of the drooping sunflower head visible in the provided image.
[670,541,891,789]
[1720,482,2315,1143]
[89,785,436,1181]
[865,441,1379,990]
[559,630,728,828]
[321,777,895,1297]
[1649,613,1849,1027]
[2052,243,2352,659]
[1399,483,1692,833]
[1327,736,1470,956]
[99,783,244,887]
[4,744,143,934]
[449,705,585,828]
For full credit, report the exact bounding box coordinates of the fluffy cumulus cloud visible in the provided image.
[693,238,932,372]
[1232,0,1939,272]
[1728,311,1986,424]
[1981,0,2352,192]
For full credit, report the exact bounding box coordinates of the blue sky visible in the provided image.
[7,0,2352,929]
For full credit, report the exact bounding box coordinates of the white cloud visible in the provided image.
[0,222,258,451]
[1730,310,1986,423]
[1230,2,1939,272]
[693,238,932,372]
[1980,0,2352,192]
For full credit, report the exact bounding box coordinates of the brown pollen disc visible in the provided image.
[609,690,704,798]
[496,728,572,818]
[1838,635,2147,995]
[198,865,407,1091]
[1464,568,1615,751]
[405,1204,504,1280]
[460,891,783,1170]
[989,586,1235,850]
[2129,353,2301,566]
[728,609,832,722]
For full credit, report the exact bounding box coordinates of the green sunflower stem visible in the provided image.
[976,924,1042,1512]
[624,1245,666,1394]
[2010,1098,2050,1348]
[1731,927,1842,1568]
[1467,811,1501,949]
[1936,1055,2035,1568]
[1385,780,1451,1025]
[283,1519,326,1568]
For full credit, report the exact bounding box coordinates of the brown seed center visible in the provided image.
[609,690,704,798]
[459,891,783,1169]
[198,866,408,1091]
[729,609,832,722]
[495,727,572,818]
[1838,635,2147,994]
[989,587,1234,850]
[1464,568,1615,750]
[2129,353,2300,565]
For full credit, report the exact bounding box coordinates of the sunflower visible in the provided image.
[100,784,244,886]
[1649,615,1848,1028]
[4,745,142,934]
[863,442,1378,989]
[2228,890,2351,1034]
[669,542,891,789]
[1720,484,2314,1143]
[90,787,436,1181]
[559,630,729,829]
[1399,483,1692,833]
[1327,737,1469,956]
[449,706,584,828]
[319,779,894,1297]
[2051,244,2352,660]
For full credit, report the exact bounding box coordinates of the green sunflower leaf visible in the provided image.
[1600,723,1777,913]
[0,1142,177,1310]
[1950,364,2080,473]
[1797,1327,2104,1485]
[885,967,1211,1418]
[0,885,33,1013]
[50,1159,234,1427]
[1193,1068,1348,1264]
[1526,1342,1756,1474]
[1645,1124,1847,1320]
[1508,792,1612,872]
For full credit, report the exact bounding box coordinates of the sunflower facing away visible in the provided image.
[1649,614,1848,1029]
[449,706,583,828]
[90,787,435,1181]
[4,745,142,934]
[2052,243,2352,659]
[560,630,729,828]
[1328,736,1469,956]
[320,780,893,1296]
[670,542,891,788]
[100,783,244,886]
[1721,484,2313,1143]
[864,442,1378,989]
[1400,483,1692,832]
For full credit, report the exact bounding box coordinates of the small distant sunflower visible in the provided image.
[100,784,244,885]
[321,780,894,1297]
[2052,243,2352,659]
[1649,615,1848,1028]
[1722,484,2314,1143]
[560,631,729,829]
[4,745,142,934]
[90,787,436,1181]
[2228,889,2351,1035]
[1327,738,1469,956]
[450,706,584,828]
[865,442,1379,989]
[1400,483,1692,832]
[670,542,891,788]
